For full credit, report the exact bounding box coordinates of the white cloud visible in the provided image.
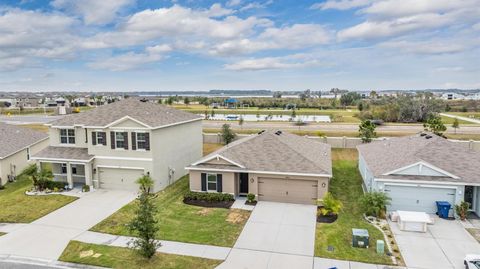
[226,0,242,7]
[145,44,173,54]
[239,1,273,12]
[88,52,164,71]
[310,0,372,11]
[380,40,468,54]
[203,3,235,17]
[51,0,135,25]
[224,54,320,71]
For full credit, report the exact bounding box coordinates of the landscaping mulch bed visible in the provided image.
[183,198,234,209]
[245,201,257,206]
[317,214,338,223]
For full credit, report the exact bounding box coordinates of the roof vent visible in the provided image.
[420,133,427,137]
[139,98,148,102]
[275,130,282,135]
[425,135,432,139]
[257,130,265,135]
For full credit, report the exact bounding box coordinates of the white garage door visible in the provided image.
[384,185,456,213]
[99,167,144,191]
[258,177,317,204]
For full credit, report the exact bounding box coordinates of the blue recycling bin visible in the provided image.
[436,201,451,218]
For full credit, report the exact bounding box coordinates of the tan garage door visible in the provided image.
[258,177,318,204]
[99,167,144,191]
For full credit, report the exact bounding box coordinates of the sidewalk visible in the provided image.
[440,113,480,124]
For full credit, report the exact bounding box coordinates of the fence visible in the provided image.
[203,133,480,151]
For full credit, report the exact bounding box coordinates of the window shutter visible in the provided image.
[201,173,207,192]
[145,133,150,151]
[131,132,136,150]
[123,132,129,150]
[101,132,107,146]
[110,132,116,149]
[92,132,97,145]
[217,174,223,192]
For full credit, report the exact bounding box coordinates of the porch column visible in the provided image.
[84,162,93,188]
[36,161,41,172]
[66,162,73,189]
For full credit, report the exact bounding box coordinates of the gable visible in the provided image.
[109,117,149,129]
[384,161,458,179]
[204,158,234,165]
[192,154,245,168]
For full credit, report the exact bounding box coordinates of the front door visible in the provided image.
[465,186,475,210]
[239,173,249,195]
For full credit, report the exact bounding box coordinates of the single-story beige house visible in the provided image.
[186,130,332,204]
[0,123,49,185]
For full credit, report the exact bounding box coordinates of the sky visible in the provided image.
[0,0,479,92]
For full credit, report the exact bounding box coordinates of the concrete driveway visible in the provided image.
[0,190,136,261]
[391,217,480,269]
[218,201,317,269]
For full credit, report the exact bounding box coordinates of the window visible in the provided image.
[136,132,146,150]
[95,132,105,145]
[60,129,75,144]
[115,132,126,149]
[207,173,217,192]
[71,165,77,174]
[61,163,67,174]
[26,147,30,161]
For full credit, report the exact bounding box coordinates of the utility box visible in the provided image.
[352,228,369,248]
[376,240,385,254]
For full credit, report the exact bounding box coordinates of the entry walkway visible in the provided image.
[0,190,136,260]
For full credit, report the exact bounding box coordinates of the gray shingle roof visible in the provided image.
[357,133,480,184]
[192,130,332,176]
[0,123,48,159]
[32,146,93,161]
[49,98,202,128]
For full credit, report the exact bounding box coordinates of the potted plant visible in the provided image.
[317,192,343,223]
[455,201,470,221]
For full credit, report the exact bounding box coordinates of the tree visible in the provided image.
[291,108,296,118]
[165,96,174,105]
[452,118,460,134]
[128,175,160,259]
[273,91,282,98]
[340,92,361,107]
[423,114,447,136]
[359,120,376,143]
[183,97,190,106]
[221,124,236,145]
[360,192,391,217]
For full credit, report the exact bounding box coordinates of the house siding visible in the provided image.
[0,138,49,185]
[189,170,236,194]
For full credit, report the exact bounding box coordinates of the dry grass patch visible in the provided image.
[332,148,358,162]
[203,143,223,156]
[19,124,49,133]
[196,208,214,216]
[226,209,250,224]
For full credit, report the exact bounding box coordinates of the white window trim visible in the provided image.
[60,129,75,144]
[207,173,217,192]
[94,131,106,146]
[135,132,147,151]
[115,132,126,149]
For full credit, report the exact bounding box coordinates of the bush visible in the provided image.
[0,185,5,190]
[455,201,470,221]
[361,192,391,217]
[247,193,256,203]
[46,180,66,190]
[82,185,90,192]
[22,164,37,177]
[317,192,343,216]
[184,191,235,202]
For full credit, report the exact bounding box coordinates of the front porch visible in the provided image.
[31,146,94,189]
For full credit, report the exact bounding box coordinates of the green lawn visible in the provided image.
[59,241,221,269]
[0,173,77,223]
[315,149,393,265]
[91,176,250,247]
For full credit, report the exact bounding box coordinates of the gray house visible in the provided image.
[187,130,332,204]
[357,133,480,217]
[32,99,202,192]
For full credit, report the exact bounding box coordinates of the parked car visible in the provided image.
[465,254,480,269]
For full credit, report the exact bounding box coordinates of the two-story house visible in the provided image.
[32,98,202,192]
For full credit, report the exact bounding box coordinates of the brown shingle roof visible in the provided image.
[357,133,480,184]
[191,130,332,176]
[0,123,48,159]
[49,98,202,128]
[32,146,93,161]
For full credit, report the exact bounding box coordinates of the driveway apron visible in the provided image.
[0,190,136,260]
[218,201,317,269]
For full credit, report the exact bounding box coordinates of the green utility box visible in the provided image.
[352,228,369,248]
[376,240,385,254]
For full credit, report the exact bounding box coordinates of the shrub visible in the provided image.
[360,191,391,217]
[82,185,90,192]
[455,201,470,221]
[0,185,5,190]
[247,193,256,203]
[184,191,235,202]
[22,164,37,177]
[46,180,66,190]
[317,192,343,216]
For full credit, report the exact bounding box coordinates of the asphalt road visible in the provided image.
[202,120,480,134]
[0,261,101,269]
